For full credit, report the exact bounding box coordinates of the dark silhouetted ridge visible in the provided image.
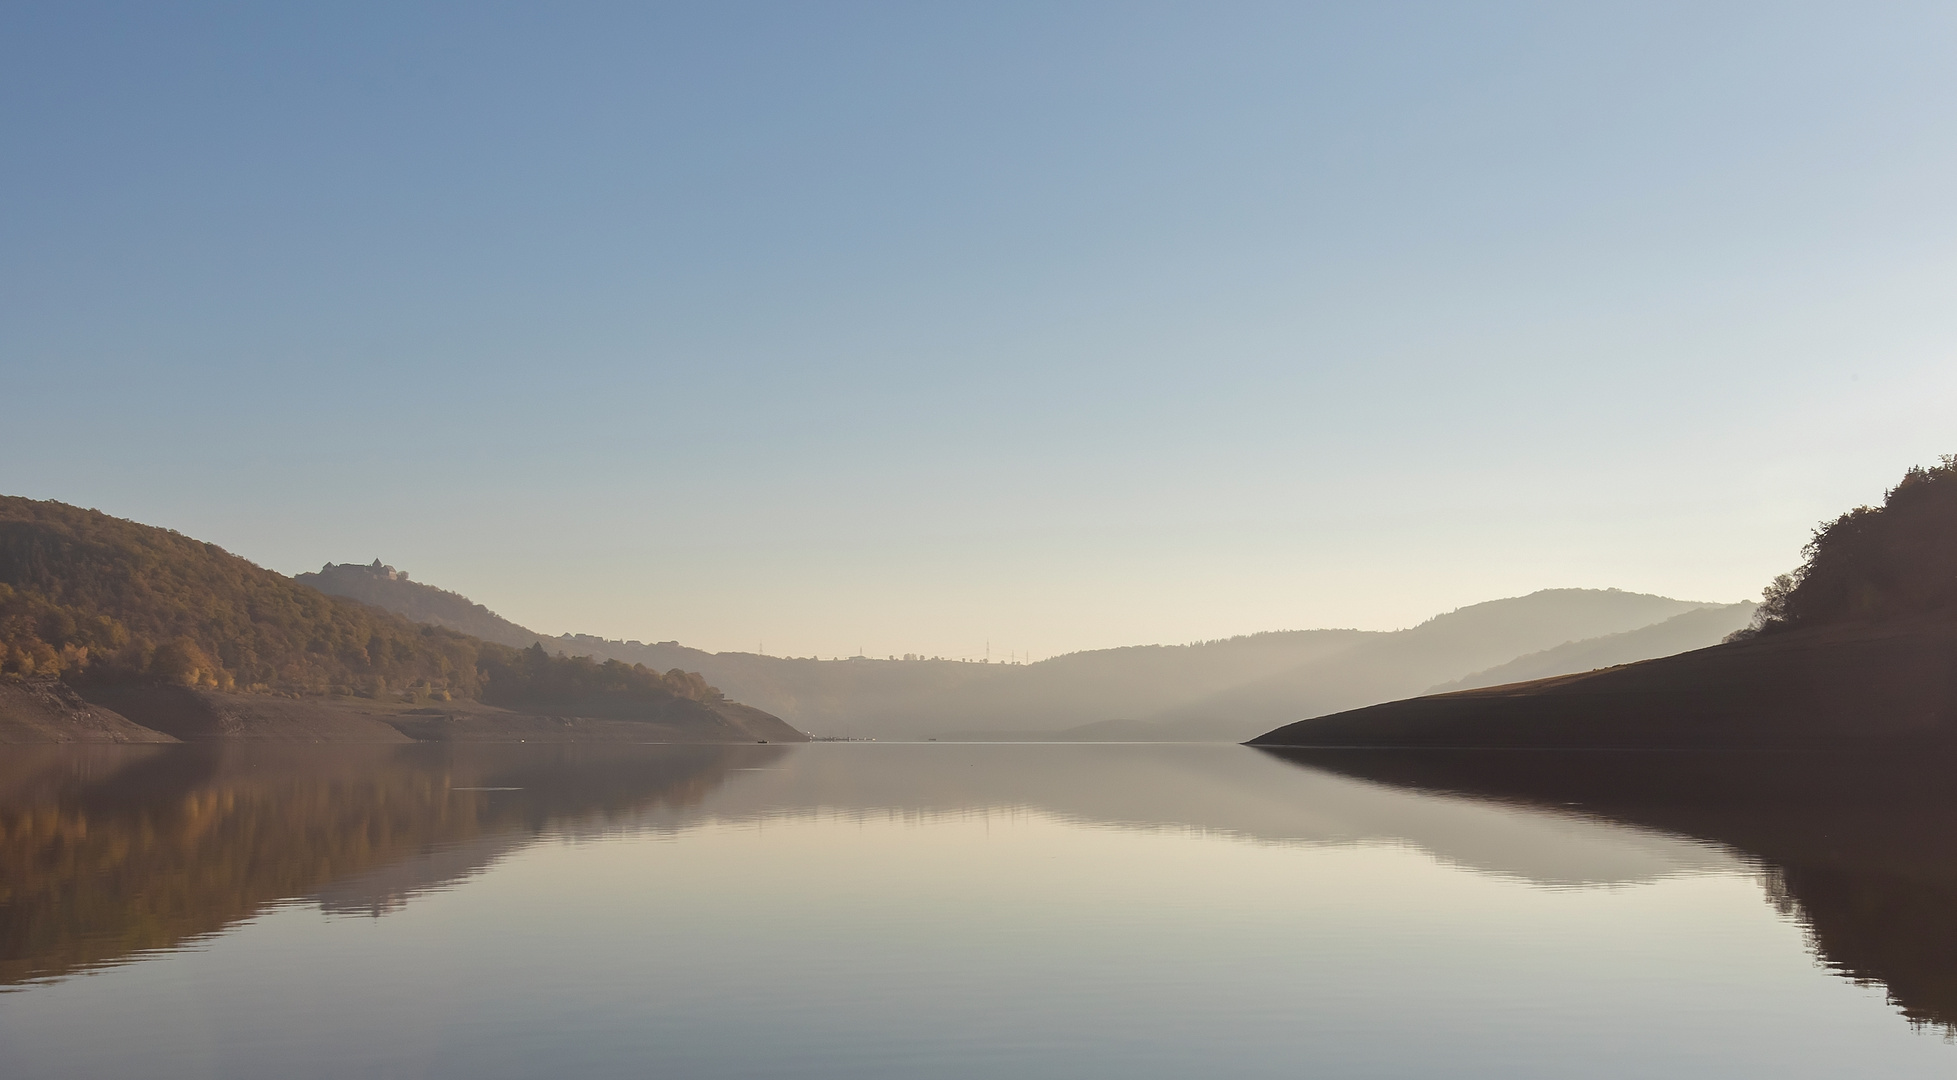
[1252,456,1957,750]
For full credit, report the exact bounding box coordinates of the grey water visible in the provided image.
[2,741,1954,1078]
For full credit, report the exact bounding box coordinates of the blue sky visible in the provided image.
[5,2,1955,658]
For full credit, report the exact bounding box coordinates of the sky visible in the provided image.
[4,2,1956,660]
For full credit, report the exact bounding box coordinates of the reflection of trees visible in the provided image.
[1771,866,1957,1029]
[0,743,779,987]
[1262,747,1957,1031]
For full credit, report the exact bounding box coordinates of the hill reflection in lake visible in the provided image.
[3,744,1956,1079]
[1264,746,1957,1032]
[0,743,782,986]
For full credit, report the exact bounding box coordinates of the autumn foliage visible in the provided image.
[0,496,719,709]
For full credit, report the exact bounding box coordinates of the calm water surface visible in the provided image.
[2,742,1954,1078]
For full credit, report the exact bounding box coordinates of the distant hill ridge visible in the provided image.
[1429,603,1756,694]
[305,559,1744,741]
[296,562,549,650]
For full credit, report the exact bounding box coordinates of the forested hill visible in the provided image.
[0,497,731,718]
[1743,454,1957,633]
[296,561,547,650]
[1252,455,1957,750]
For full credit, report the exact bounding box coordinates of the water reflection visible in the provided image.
[671,743,1740,886]
[8,740,1956,1042]
[1,743,1733,992]
[1265,747,1957,1030]
[0,743,781,987]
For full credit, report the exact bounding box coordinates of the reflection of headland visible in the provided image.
[1261,746,1957,1030]
[678,744,1738,888]
[0,743,782,987]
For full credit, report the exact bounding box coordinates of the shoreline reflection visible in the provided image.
[1263,746,1957,1030]
[0,743,782,987]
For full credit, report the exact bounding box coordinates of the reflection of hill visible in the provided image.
[0,743,779,987]
[675,744,1736,888]
[1263,747,1957,1029]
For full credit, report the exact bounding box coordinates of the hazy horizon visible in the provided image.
[6,3,1954,657]
[305,556,1739,665]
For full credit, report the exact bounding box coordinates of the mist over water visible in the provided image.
[3,743,1955,1079]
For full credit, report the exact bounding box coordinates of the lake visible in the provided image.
[2,741,1955,1078]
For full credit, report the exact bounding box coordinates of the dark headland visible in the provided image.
[1252,456,1957,750]
[0,497,804,744]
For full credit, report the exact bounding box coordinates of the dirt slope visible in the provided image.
[68,685,807,744]
[0,680,176,743]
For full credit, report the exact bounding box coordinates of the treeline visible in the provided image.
[480,644,721,715]
[295,560,546,650]
[1746,455,1957,635]
[0,496,719,710]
